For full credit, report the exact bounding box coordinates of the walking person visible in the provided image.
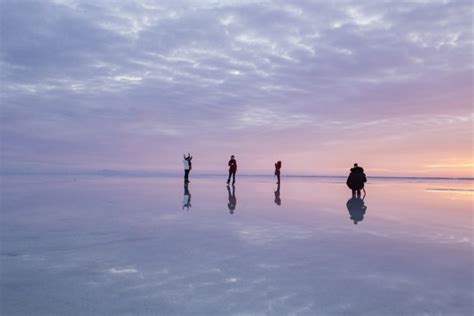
[227,155,237,185]
[274,160,282,184]
[346,163,367,197]
[183,153,192,183]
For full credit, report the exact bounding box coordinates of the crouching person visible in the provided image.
[346,163,367,197]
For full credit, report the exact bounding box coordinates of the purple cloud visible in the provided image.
[1,0,472,176]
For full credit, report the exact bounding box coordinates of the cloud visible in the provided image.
[233,107,312,130]
[108,267,138,274]
[1,0,472,175]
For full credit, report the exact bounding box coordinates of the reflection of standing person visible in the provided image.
[346,163,367,197]
[274,161,282,184]
[346,196,367,224]
[182,183,192,211]
[183,153,192,183]
[227,155,237,185]
[227,185,237,214]
[274,182,281,206]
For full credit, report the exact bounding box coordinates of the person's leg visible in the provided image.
[184,169,189,182]
[356,189,361,197]
[227,171,231,184]
[352,189,356,196]
[277,174,280,184]
[232,171,236,184]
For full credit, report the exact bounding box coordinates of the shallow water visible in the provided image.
[1,175,473,315]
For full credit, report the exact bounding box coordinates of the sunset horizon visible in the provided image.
[1,1,472,178]
[1,1,473,315]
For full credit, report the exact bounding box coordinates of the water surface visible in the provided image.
[1,175,473,315]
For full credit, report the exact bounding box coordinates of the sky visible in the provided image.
[1,0,473,177]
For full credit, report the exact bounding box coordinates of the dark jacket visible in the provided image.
[274,161,281,175]
[228,159,237,173]
[346,167,367,190]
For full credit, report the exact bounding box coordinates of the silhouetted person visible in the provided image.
[274,160,282,184]
[274,182,281,206]
[188,153,193,171]
[227,185,237,214]
[183,153,192,183]
[227,155,237,185]
[182,183,192,211]
[346,163,367,197]
[346,196,367,224]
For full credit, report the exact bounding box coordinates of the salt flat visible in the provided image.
[1,175,473,315]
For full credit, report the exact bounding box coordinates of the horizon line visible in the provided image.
[1,169,473,181]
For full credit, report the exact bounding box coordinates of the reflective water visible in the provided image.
[1,176,473,315]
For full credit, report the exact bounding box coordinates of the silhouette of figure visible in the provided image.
[227,155,237,185]
[274,182,281,206]
[227,185,237,214]
[274,160,282,184]
[346,196,367,224]
[346,163,367,197]
[182,183,192,211]
[183,153,192,183]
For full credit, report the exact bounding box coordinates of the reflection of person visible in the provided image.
[183,153,192,183]
[346,196,367,224]
[227,185,237,214]
[182,183,192,210]
[274,182,281,206]
[346,163,367,197]
[274,160,282,184]
[227,155,237,185]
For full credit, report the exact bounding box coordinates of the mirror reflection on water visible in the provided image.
[1,175,473,315]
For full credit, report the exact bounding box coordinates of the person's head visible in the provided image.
[231,155,235,159]
[354,163,358,167]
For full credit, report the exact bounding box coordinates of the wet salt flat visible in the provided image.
[1,175,473,315]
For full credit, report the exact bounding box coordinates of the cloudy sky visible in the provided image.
[1,0,472,177]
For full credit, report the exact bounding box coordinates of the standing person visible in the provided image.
[274,160,282,184]
[227,155,237,185]
[346,163,367,197]
[183,153,192,183]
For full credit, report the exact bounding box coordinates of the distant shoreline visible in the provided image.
[1,170,473,181]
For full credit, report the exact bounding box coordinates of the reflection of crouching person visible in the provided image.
[346,197,367,224]
[346,163,367,197]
